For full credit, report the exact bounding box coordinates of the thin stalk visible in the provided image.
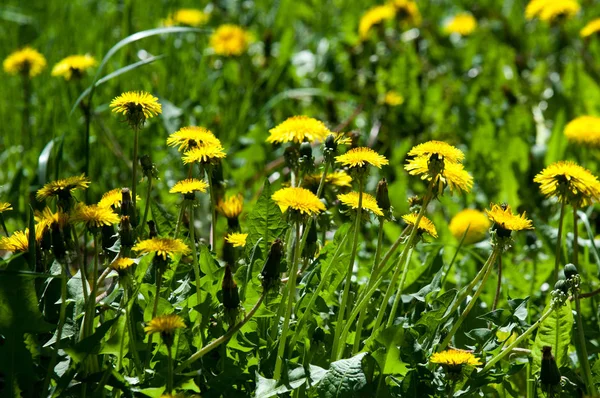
[0,214,8,236]
[140,174,153,236]
[438,228,469,296]
[207,170,217,249]
[131,126,139,226]
[116,287,129,373]
[331,181,363,361]
[166,345,174,394]
[386,245,415,328]
[86,234,100,337]
[274,220,302,380]
[188,201,203,315]
[553,200,566,283]
[491,255,503,311]
[21,73,31,149]
[175,291,265,372]
[297,161,330,257]
[174,202,185,239]
[573,207,579,267]
[145,267,163,369]
[82,91,92,183]
[574,293,596,395]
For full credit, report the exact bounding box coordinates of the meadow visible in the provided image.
[1,0,600,397]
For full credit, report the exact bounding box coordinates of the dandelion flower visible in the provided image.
[182,144,227,164]
[358,5,396,40]
[581,18,600,37]
[165,9,209,27]
[133,237,191,260]
[401,213,438,238]
[486,203,534,235]
[449,209,490,244]
[337,192,383,216]
[391,0,421,25]
[525,0,580,22]
[383,91,404,106]
[430,349,482,367]
[405,156,473,194]
[304,170,353,188]
[272,187,326,215]
[36,175,91,201]
[111,257,135,271]
[444,13,477,36]
[210,24,251,56]
[336,147,389,169]
[71,204,120,229]
[0,202,13,213]
[0,230,30,252]
[169,179,209,195]
[166,126,220,152]
[98,188,140,209]
[407,140,465,164]
[110,91,162,127]
[564,116,600,147]
[217,194,244,218]
[3,47,47,77]
[35,207,69,236]
[267,116,331,144]
[144,314,186,346]
[534,161,600,207]
[51,54,96,80]
[225,232,248,248]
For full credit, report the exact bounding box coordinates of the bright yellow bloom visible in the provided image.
[304,170,353,188]
[182,143,227,164]
[449,209,490,244]
[110,91,162,123]
[210,24,251,56]
[217,194,244,218]
[97,188,140,209]
[272,187,326,215]
[336,147,389,169]
[35,207,69,236]
[581,18,600,37]
[564,116,600,147]
[169,179,209,195]
[3,47,47,77]
[430,349,482,367]
[51,54,96,80]
[0,202,13,213]
[383,91,404,106]
[525,0,580,22]
[390,0,421,25]
[486,203,534,232]
[404,156,473,194]
[0,230,30,252]
[534,161,600,207]
[401,213,438,238]
[337,192,383,217]
[444,13,477,36]
[133,237,191,260]
[36,175,91,201]
[267,116,331,144]
[165,8,209,27]
[225,232,248,248]
[359,5,396,40]
[111,257,135,271]
[332,132,353,146]
[166,126,220,152]
[144,314,186,335]
[407,140,465,164]
[71,204,120,229]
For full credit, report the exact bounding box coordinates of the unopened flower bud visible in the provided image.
[554,280,568,294]
[376,178,390,212]
[540,346,561,392]
[120,188,134,219]
[261,239,283,290]
[302,222,318,259]
[222,265,240,310]
[564,263,578,280]
[119,216,135,248]
[147,220,158,238]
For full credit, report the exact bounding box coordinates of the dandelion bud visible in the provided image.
[540,346,561,393]
[120,188,134,219]
[223,240,236,267]
[302,222,318,259]
[564,263,578,280]
[376,178,391,212]
[101,224,116,253]
[222,265,240,311]
[119,216,135,248]
[50,223,66,260]
[140,154,158,179]
[261,239,283,290]
[284,146,299,171]
[553,279,569,294]
[312,326,325,344]
[147,220,158,238]
[325,134,337,153]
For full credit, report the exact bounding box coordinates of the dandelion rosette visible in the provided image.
[401,213,438,238]
[564,116,600,147]
[110,91,162,128]
[0,202,13,213]
[444,13,477,35]
[581,18,600,37]
[336,147,389,169]
[486,203,533,237]
[525,0,580,22]
[210,24,251,56]
[272,187,326,216]
[164,8,209,27]
[358,5,396,40]
[36,174,91,202]
[166,126,220,152]
[169,179,209,195]
[337,192,383,217]
[267,116,331,144]
[534,161,600,207]
[133,237,191,260]
[449,209,490,244]
[3,47,47,77]
[51,54,96,80]
[71,204,120,230]
[225,232,248,248]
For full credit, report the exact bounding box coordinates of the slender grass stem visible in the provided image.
[573,207,579,267]
[188,201,203,317]
[553,200,566,283]
[0,214,9,236]
[174,202,185,239]
[207,169,217,249]
[145,266,163,369]
[21,73,31,149]
[297,161,330,257]
[131,126,139,226]
[386,245,415,328]
[574,292,596,395]
[492,255,502,311]
[140,174,153,236]
[167,345,174,394]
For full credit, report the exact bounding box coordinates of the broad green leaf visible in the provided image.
[370,325,409,375]
[63,317,118,363]
[246,180,288,257]
[255,365,327,397]
[151,201,175,237]
[316,352,368,398]
[531,301,573,374]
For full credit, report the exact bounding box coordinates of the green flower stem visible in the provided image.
[131,126,140,226]
[85,233,101,338]
[573,207,579,267]
[553,199,566,283]
[482,306,555,373]
[331,180,363,361]
[116,287,128,373]
[439,247,500,351]
[274,220,302,380]
[174,165,194,239]
[21,73,31,149]
[491,255,503,311]
[140,174,153,235]
[95,267,112,291]
[206,168,218,249]
[167,345,174,394]
[0,214,8,236]
[145,266,163,369]
[175,291,266,372]
[386,244,416,328]
[574,292,596,395]
[187,200,203,318]
[437,228,469,298]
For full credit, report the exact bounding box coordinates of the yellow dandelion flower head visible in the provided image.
[449,209,491,245]
[383,91,404,106]
[0,202,13,213]
[358,5,396,40]
[333,132,353,146]
[485,203,534,233]
[110,91,162,122]
[391,0,422,25]
[111,257,135,271]
[401,213,438,238]
[144,314,186,335]
[272,187,326,215]
[526,0,580,22]
[35,207,69,236]
[133,237,191,260]
[430,349,482,367]
[0,230,30,252]
[3,47,47,77]
[581,18,600,37]
[564,116,600,147]
[444,13,477,36]
[304,170,353,189]
[407,140,465,164]
[166,126,220,152]
[533,161,600,207]
[217,194,244,218]
[51,54,97,80]
[404,156,473,194]
[267,116,332,144]
[336,147,389,169]
[97,188,140,209]
[72,204,120,229]
[337,191,383,217]
[225,232,248,248]
[182,143,227,165]
[167,9,209,27]
[210,24,251,56]
[169,178,209,195]
[36,174,91,201]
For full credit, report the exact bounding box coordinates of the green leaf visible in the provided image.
[316,352,368,398]
[64,317,118,363]
[531,301,573,374]
[370,325,409,375]
[255,365,327,397]
[37,138,55,186]
[151,201,175,237]
[246,180,288,257]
